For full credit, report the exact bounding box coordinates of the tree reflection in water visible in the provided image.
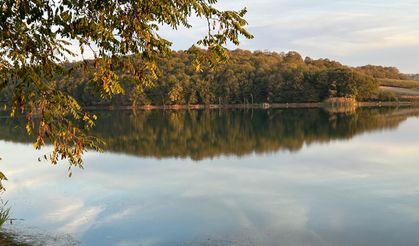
[93,107,419,159]
[1,107,419,160]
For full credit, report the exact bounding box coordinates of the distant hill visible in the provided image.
[378,78,419,89]
[351,65,419,99]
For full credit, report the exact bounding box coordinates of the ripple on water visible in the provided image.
[0,223,79,246]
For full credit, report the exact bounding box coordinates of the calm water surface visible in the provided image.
[1,108,419,245]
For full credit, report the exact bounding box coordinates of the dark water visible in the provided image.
[1,107,419,245]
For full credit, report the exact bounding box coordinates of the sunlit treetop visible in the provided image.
[0,0,253,178]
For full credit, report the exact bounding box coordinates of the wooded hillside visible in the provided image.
[3,50,413,106]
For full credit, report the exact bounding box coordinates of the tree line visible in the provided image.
[355,65,407,80]
[2,50,409,106]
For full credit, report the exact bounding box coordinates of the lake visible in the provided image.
[1,107,419,245]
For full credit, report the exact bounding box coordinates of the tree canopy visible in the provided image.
[355,65,407,80]
[0,0,253,174]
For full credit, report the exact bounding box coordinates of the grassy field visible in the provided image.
[378,78,419,89]
[380,86,419,96]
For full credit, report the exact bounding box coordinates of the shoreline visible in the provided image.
[83,101,419,111]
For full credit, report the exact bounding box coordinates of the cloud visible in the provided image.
[58,205,103,235]
[54,0,419,72]
[236,0,419,72]
[165,0,419,72]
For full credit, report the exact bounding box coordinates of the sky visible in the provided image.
[157,0,419,73]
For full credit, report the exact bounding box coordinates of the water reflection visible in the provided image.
[1,107,419,160]
[1,108,419,245]
[89,107,419,159]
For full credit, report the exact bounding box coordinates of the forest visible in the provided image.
[1,50,412,106]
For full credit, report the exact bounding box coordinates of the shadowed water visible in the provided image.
[1,107,419,245]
